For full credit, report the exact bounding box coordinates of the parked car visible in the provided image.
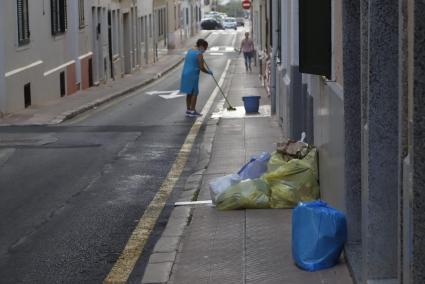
[236,18,245,27]
[211,14,225,27]
[223,17,237,30]
[201,18,223,30]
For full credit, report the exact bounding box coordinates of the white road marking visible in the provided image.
[231,33,237,48]
[146,90,179,95]
[208,46,237,53]
[146,90,184,99]
[159,91,185,99]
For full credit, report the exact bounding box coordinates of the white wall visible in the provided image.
[2,0,92,113]
[275,0,346,211]
[138,0,153,16]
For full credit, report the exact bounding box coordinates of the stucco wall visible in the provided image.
[3,0,92,112]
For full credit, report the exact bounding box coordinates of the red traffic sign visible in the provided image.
[242,0,251,9]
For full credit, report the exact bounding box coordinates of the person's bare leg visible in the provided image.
[186,94,192,110]
[190,95,198,111]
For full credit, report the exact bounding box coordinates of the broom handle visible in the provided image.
[203,60,234,108]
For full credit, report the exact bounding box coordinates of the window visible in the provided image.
[299,0,332,78]
[51,0,67,35]
[111,11,117,54]
[17,0,30,45]
[78,0,84,28]
[149,14,152,37]
[141,16,145,43]
[174,6,177,30]
[159,10,161,36]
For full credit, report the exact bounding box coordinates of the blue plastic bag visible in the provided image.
[238,152,271,180]
[292,200,347,271]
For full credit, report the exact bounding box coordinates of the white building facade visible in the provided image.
[0,0,201,116]
[0,0,92,114]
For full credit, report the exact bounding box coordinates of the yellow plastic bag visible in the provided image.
[216,179,270,210]
[267,151,288,172]
[262,148,319,209]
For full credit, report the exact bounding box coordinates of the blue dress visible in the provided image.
[180,48,202,95]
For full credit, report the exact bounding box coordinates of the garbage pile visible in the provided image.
[209,138,320,210]
[209,138,348,272]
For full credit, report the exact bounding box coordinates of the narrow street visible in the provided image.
[0,30,242,283]
[2,0,425,283]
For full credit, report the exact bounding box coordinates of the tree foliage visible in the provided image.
[215,0,246,17]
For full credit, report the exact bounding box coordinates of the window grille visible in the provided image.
[78,0,85,28]
[51,0,68,35]
[17,0,30,45]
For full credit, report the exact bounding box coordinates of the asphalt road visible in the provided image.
[0,29,242,283]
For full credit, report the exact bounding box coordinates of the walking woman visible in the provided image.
[180,38,212,117]
[240,32,255,72]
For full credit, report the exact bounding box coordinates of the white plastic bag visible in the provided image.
[209,174,241,204]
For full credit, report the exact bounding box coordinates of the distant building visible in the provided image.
[138,0,155,65]
[0,0,203,116]
[180,0,202,40]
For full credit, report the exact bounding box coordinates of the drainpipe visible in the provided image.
[271,0,278,114]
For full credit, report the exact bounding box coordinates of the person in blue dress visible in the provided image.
[180,39,213,117]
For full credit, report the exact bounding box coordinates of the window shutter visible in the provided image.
[79,0,85,28]
[24,0,30,40]
[51,0,57,34]
[17,0,30,45]
[299,0,332,79]
[17,0,24,42]
[63,0,68,31]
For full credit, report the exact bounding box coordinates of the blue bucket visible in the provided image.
[242,96,261,113]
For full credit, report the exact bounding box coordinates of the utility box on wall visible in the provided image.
[299,0,332,79]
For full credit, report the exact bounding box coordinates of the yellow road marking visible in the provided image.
[103,59,231,284]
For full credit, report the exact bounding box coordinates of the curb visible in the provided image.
[141,59,234,284]
[50,57,185,125]
[141,118,218,284]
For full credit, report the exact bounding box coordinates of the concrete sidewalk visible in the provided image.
[0,31,210,126]
[141,58,354,284]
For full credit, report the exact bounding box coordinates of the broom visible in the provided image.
[203,60,237,111]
